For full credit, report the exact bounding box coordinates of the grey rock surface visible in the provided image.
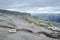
[0,13,60,40]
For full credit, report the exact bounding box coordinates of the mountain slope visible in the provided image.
[0,9,60,40]
[32,13,60,23]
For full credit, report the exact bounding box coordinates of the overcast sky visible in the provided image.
[0,0,60,13]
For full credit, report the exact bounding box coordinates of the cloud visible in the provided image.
[7,7,60,13]
[0,0,60,13]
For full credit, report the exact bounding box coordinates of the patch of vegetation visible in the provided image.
[56,30,60,33]
[24,18,44,27]
[24,18,33,23]
[48,28,52,30]
[23,16,60,27]
[45,21,60,27]
[52,23,60,27]
[45,21,52,25]
[33,22,44,27]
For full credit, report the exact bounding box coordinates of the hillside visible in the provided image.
[0,9,60,40]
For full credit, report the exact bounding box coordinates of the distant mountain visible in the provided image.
[31,13,60,23]
[0,9,31,16]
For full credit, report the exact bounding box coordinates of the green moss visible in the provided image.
[56,30,60,32]
[24,18,33,23]
[48,28,52,30]
[33,23,44,27]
